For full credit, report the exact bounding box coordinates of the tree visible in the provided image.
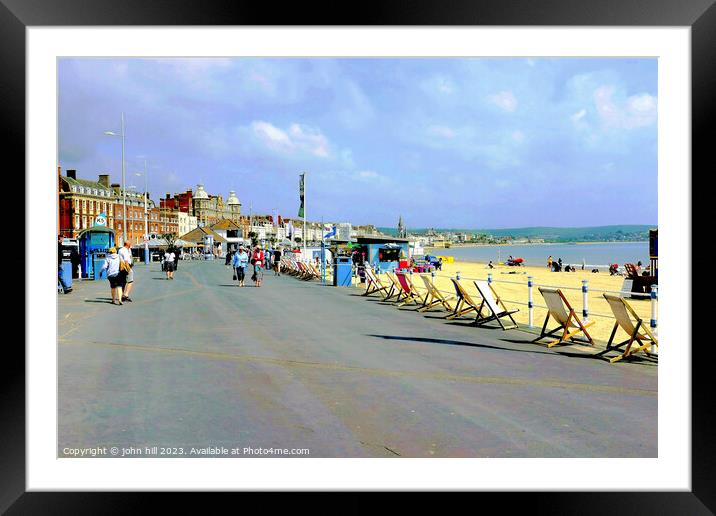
[247,231,259,247]
[294,237,302,244]
[161,233,177,249]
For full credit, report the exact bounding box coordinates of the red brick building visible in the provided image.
[58,168,117,238]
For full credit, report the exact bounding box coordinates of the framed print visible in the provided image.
[3,0,710,512]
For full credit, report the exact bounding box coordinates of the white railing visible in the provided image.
[359,265,657,331]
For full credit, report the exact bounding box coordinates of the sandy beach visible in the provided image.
[358,259,655,344]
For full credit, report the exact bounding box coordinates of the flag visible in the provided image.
[323,225,337,239]
[287,220,294,240]
[298,173,305,218]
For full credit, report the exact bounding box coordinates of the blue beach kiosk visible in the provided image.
[78,214,115,280]
[355,236,410,273]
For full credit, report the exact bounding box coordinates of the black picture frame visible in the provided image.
[3,0,708,512]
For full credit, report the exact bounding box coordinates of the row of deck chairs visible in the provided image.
[280,257,323,281]
[362,266,657,364]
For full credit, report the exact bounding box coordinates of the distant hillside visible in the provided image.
[377,225,655,242]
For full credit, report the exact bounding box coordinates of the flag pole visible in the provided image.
[303,172,307,262]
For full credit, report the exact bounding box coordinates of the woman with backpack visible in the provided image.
[101,247,126,305]
[251,245,265,287]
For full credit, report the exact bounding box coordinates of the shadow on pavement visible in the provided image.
[366,334,558,357]
[84,298,114,304]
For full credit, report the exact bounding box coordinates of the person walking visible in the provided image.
[273,247,282,276]
[118,240,134,302]
[232,246,249,287]
[251,245,265,287]
[57,235,72,294]
[164,247,176,280]
[70,246,81,279]
[101,247,124,305]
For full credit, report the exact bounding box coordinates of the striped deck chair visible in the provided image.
[446,278,482,320]
[303,262,318,280]
[418,274,455,312]
[306,262,321,280]
[363,267,390,298]
[594,294,658,363]
[384,271,404,302]
[533,287,594,348]
[395,271,422,307]
[472,280,519,330]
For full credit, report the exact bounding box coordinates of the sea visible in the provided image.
[424,241,649,269]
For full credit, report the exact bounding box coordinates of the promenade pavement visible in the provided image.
[58,259,657,458]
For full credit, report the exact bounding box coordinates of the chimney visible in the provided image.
[98,174,110,187]
[67,169,76,180]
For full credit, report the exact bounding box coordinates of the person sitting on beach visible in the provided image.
[609,263,619,276]
[487,260,494,269]
[547,256,553,270]
[591,268,600,273]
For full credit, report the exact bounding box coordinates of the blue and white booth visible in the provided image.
[78,213,115,280]
[354,236,410,273]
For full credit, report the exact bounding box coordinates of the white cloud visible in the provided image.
[251,121,292,151]
[571,109,587,123]
[488,91,518,112]
[289,124,330,157]
[250,121,331,158]
[594,86,657,129]
[427,125,456,139]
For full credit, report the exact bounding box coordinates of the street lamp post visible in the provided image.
[134,159,150,264]
[104,113,126,246]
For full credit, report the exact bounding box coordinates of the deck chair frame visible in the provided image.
[533,287,594,347]
[594,294,658,363]
[446,278,482,320]
[363,267,391,298]
[472,280,519,330]
[383,271,402,302]
[418,274,455,312]
[394,272,423,307]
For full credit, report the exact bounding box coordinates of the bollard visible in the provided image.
[650,285,658,354]
[456,271,461,281]
[487,273,492,285]
[527,276,534,328]
[431,270,435,280]
[582,280,589,322]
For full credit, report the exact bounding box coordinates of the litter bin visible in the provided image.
[333,256,352,287]
[60,261,73,289]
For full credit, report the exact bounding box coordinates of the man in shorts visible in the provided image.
[118,240,134,302]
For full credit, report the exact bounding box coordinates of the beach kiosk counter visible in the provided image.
[355,236,410,273]
[78,225,115,280]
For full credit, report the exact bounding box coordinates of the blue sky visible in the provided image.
[58,57,657,228]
